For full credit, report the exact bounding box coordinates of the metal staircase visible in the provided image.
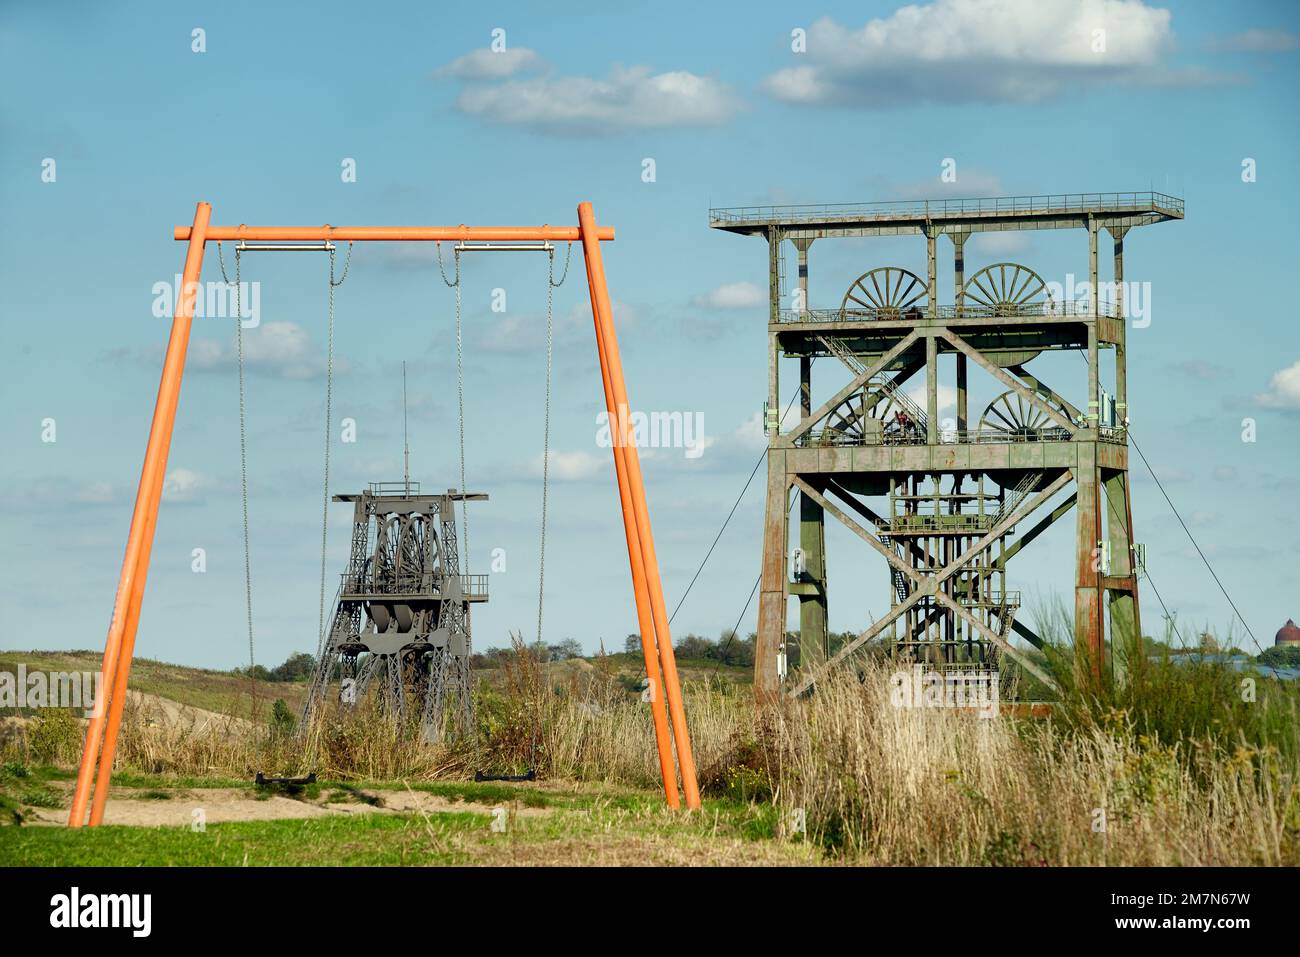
[819,335,928,431]
[994,473,1040,524]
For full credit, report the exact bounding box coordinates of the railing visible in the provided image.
[777,300,1118,323]
[889,513,994,533]
[341,571,489,598]
[957,589,1021,609]
[460,574,490,599]
[710,191,1184,225]
[800,426,1074,447]
[369,481,421,495]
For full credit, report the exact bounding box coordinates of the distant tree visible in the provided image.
[675,633,715,661]
[270,652,316,682]
[623,634,641,654]
[234,663,273,682]
[548,638,583,660]
[236,652,316,683]
[714,630,755,668]
[1258,645,1300,670]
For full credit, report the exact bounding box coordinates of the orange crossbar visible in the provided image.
[69,202,698,826]
[175,225,613,242]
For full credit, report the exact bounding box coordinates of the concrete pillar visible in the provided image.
[926,226,937,318]
[767,230,781,438]
[926,333,939,445]
[756,452,791,698]
[1104,469,1142,681]
[1075,445,1104,684]
[1111,225,1129,422]
[951,232,969,430]
[793,238,826,667]
[1088,216,1098,316]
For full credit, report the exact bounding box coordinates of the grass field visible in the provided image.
[0,772,810,866]
[3,641,1299,866]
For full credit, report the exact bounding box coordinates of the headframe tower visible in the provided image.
[709,192,1183,696]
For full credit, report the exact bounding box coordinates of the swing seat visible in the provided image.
[255,771,317,787]
[474,769,536,783]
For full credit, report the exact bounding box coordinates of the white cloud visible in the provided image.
[974,231,1033,256]
[533,450,608,482]
[452,64,738,133]
[436,47,542,79]
[1207,29,1300,54]
[72,481,118,505]
[906,382,958,416]
[897,170,1007,199]
[692,281,765,310]
[1212,465,1237,482]
[1173,359,1234,382]
[190,321,340,380]
[763,0,1187,107]
[1256,360,1300,409]
[163,468,210,504]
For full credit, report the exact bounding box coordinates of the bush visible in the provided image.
[27,709,82,765]
[269,699,296,737]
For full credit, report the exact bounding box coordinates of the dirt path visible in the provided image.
[28,784,549,827]
[124,690,254,733]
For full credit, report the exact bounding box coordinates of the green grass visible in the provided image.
[0,793,804,866]
[0,761,66,823]
[0,813,489,866]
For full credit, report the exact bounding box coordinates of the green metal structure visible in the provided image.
[709,192,1184,696]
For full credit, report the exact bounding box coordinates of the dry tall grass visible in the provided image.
[771,663,1298,865]
[6,649,1296,866]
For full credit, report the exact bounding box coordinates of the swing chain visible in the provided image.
[537,248,559,646]
[318,245,346,657]
[451,246,470,573]
[231,246,256,684]
[331,241,354,286]
[549,241,573,287]
[435,241,460,287]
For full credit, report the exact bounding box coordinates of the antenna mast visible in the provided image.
[402,361,411,494]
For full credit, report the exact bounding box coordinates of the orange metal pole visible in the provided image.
[577,203,701,810]
[175,225,613,242]
[88,443,166,825]
[577,221,679,808]
[68,201,211,826]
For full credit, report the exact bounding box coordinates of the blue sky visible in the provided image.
[2,0,1298,669]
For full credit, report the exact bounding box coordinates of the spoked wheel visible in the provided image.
[840,267,928,320]
[962,263,1047,317]
[373,515,403,592]
[819,379,925,444]
[978,390,1067,440]
[397,515,426,590]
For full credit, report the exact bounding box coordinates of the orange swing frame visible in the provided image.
[68,201,700,827]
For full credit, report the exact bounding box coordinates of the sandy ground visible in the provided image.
[28,783,550,827]
[123,690,254,732]
[3,689,250,734]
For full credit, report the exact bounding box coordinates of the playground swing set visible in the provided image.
[68,201,701,828]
